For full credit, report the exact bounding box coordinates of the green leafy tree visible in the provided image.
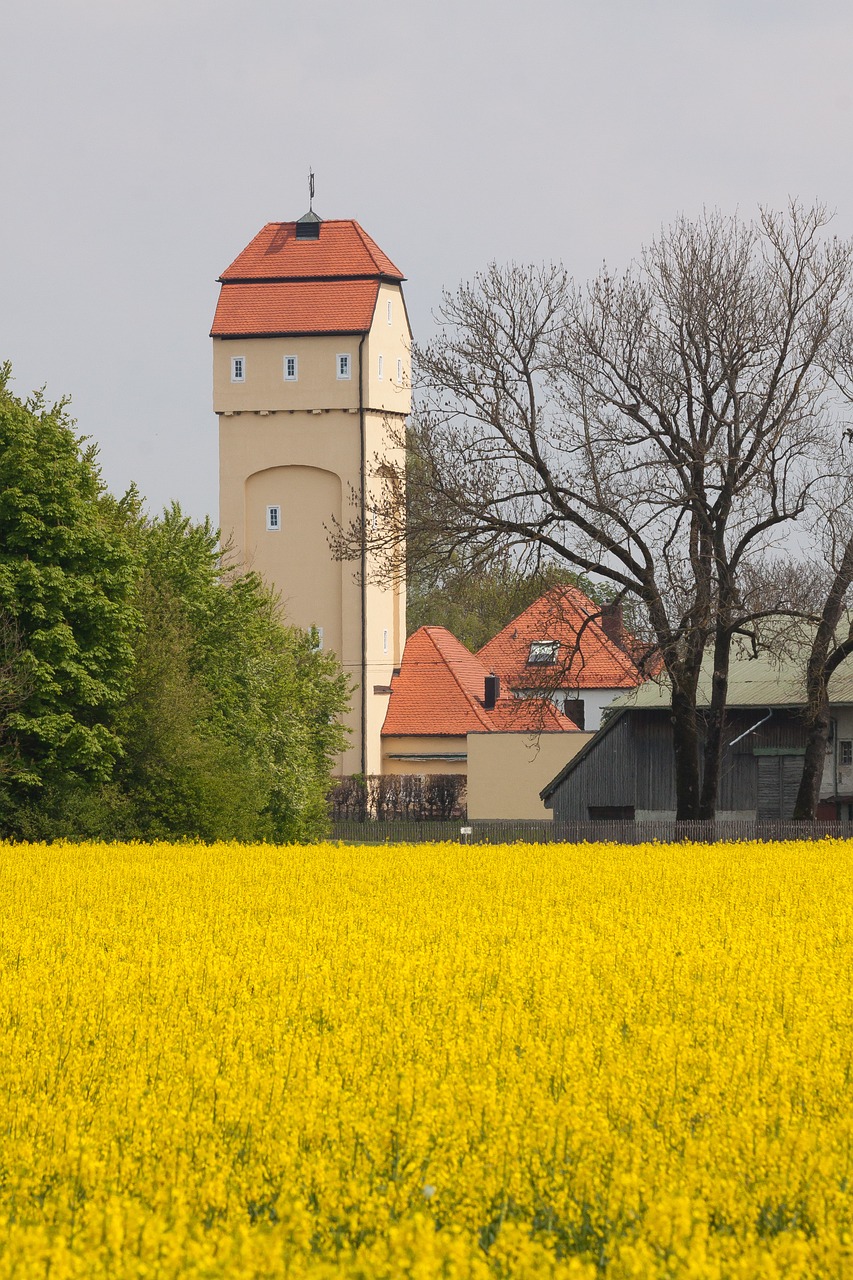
[119,506,349,842]
[0,365,138,822]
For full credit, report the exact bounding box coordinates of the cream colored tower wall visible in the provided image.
[244,466,343,656]
[215,335,361,413]
[215,281,410,779]
[218,409,363,774]
[363,282,412,414]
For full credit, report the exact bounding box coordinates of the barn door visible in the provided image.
[757,755,805,820]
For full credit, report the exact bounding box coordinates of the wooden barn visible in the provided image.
[540,655,853,823]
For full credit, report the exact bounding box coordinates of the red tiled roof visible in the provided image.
[219,220,404,282]
[381,626,578,737]
[211,280,380,337]
[476,586,644,692]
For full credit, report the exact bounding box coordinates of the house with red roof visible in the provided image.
[381,625,593,818]
[477,586,646,730]
[212,204,410,778]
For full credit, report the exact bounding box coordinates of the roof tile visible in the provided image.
[211,280,379,337]
[382,626,578,737]
[477,586,644,692]
[219,220,404,282]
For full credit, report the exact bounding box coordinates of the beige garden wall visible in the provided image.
[466,732,594,820]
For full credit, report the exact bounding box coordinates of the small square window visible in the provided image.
[231,356,245,382]
[387,300,393,325]
[841,740,853,766]
[378,355,384,380]
[528,640,559,665]
[337,353,351,380]
[266,505,281,531]
[284,355,298,381]
[396,358,403,385]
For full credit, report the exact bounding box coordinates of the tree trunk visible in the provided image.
[671,683,702,819]
[698,625,732,820]
[793,535,853,820]
[793,690,832,820]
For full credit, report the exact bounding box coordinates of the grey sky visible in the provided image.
[3,0,852,521]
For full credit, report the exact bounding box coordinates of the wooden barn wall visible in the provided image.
[551,713,634,823]
[549,707,810,822]
[634,714,678,810]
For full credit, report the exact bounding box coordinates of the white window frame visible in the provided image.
[266,505,281,531]
[311,626,324,652]
[283,354,298,382]
[383,628,389,654]
[337,353,351,380]
[396,358,403,385]
[387,299,393,325]
[841,740,853,766]
[378,354,384,380]
[231,355,246,383]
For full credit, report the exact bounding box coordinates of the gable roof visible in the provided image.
[218,220,405,283]
[477,586,644,692]
[382,626,579,737]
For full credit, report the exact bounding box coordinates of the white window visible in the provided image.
[337,353,351,380]
[396,358,403,385]
[283,355,298,381]
[842,740,853,766]
[383,628,389,654]
[231,356,245,383]
[266,505,280,531]
[378,354,384,380]
[311,626,324,651]
[387,300,393,325]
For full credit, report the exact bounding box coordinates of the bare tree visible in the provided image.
[345,204,853,819]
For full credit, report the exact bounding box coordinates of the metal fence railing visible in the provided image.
[329,818,853,845]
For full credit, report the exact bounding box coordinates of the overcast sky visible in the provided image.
[3,0,852,521]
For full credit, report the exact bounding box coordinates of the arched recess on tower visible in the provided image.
[244,465,344,656]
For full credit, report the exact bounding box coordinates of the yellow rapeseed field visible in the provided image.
[0,839,852,1278]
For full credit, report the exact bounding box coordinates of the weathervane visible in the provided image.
[308,168,315,213]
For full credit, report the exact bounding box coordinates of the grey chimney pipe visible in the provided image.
[483,674,500,710]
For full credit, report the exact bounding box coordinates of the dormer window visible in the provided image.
[231,356,245,383]
[337,353,351,380]
[527,640,559,665]
[295,220,321,240]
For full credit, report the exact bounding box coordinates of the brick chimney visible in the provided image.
[601,603,629,653]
